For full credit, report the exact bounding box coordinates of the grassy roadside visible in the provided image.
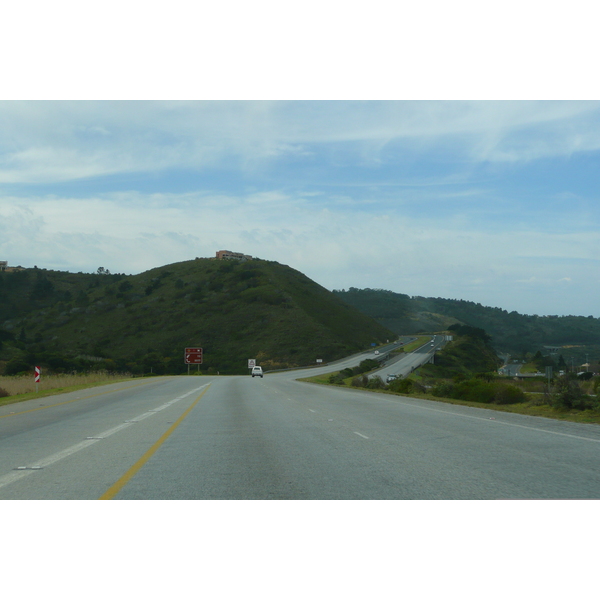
[398,336,431,353]
[0,373,138,408]
[298,371,600,425]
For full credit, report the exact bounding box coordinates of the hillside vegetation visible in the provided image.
[307,323,600,421]
[334,288,600,360]
[421,324,502,379]
[0,260,393,376]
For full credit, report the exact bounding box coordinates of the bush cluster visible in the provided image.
[351,375,369,388]
[328,359,382,385]
[0,387,9,398]
[328,372,347,385]
[355,359,380,374]
[431,378,525,405]
[551,374,598,410]
[388,378,425,394]
[351,375,387,389]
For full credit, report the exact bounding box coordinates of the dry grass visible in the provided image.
[299,372,600,425]
[0,371,133,398]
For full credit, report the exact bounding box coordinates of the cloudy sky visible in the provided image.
[2,1,599,318]
[1,100,599,317]
[4,1,596,580]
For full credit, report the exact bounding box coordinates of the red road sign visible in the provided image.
[34,366,41,383]
[184,348,203,364]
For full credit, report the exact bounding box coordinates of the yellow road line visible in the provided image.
[99,384,211,500]
[0,379,171,419]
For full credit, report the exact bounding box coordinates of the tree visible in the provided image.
[30,277,55,301]
[5,358,31,375]
[142,352,167,375]
[552,375,587,410]
[448,323,491,344]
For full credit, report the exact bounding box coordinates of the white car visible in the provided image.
[251,366,263,378]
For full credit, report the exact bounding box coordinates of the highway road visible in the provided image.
[369,335,446,380]
[1,362,600,499]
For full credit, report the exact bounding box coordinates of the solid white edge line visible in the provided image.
[331,385,600,444]
[392,399,600,444]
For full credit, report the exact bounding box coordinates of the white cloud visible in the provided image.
[1,100,599,316]
[2,188,599,316]
[0,101,600,185]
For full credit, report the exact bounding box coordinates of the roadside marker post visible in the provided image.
[34,366,41,392]
[545,366,553,387]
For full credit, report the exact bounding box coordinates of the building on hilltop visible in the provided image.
[0,261,24,272]
[215,250,253,261]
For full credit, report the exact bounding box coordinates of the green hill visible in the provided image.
[421,324,502,378]
[333,288,600,362]
[0,260,394,375]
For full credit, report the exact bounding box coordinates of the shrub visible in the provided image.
[492,382,526,405]
[432,381,454,398]
[352,359,380,376]
[552,375,593,410]
[367,376,385,389]
[0,387,10,398]
[328,373,346,385]
[475,372,496,383]
[388,378,420,394]
[389,378,410,393]
[451,379,495,403]
[351,375,368,388]
[5,359,30,376]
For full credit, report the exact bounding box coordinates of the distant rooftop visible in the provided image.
[0,261,24,272]
[215,250,252,261]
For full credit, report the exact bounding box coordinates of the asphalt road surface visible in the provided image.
[369,335,446,380]
[1,365,600,499]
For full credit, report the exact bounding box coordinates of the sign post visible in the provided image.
[185,348,203,374]
[34,366,41,392]
[545,366,553,387]
[248,359,256,369]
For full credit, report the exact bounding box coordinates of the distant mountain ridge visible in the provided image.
[333,288,600,359]
[3,264,597,376]
[0,260,393,375]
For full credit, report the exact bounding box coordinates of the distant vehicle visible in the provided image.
[251,366,263,378]
[374,350,380,355]
[386,374,399,383]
